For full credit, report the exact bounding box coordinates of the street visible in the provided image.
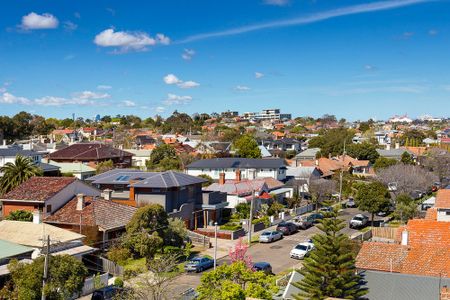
[170,207,375,296]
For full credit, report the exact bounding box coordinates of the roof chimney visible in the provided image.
[235,169,241,182]
[219,172,225,185]
[103,189,113,200]
[76,194,85,211]
[401,229,408,246]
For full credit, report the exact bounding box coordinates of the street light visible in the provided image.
[214,222,218,270]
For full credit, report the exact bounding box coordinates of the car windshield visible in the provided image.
[278,223,288,227]
[295,245,308,250]
[188,259,201,264]
[261,232,271,236]
[353,216,364,221]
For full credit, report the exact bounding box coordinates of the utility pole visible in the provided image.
[247,189,255,245]
[213,222,218,270]
[41,235,50,300]
[338,140,346,207]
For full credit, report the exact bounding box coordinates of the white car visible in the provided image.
[259,231,283,243]
[290,241,315,259]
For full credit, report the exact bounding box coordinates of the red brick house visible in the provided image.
[48,143,132,168]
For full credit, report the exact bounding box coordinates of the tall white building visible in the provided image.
[242,108,291,121]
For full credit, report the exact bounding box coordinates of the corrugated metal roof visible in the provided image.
[0,239,34,260]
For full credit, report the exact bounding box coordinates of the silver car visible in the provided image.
[259,231,282,243]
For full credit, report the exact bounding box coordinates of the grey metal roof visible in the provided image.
[37,162,61,172]
[131,171,206,188]
[364,270,450,300]
[0,148,41,157]
[295,148,320,158]
[86,169,144,182]
[376,148,413,158]
[186,158,286,169]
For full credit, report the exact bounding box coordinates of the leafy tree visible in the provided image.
[146,144,181,171]
[373,157,397,171]
[233,134,261,158]
[394,194,417,223]
[293,209,367,300]
[6,255,87,300]
[400,151,414,165]
[107,247,132,265]
[422,148,450,181]
[5,210,33,222]
[235,203,250,219]
[355,182,390,226]
[95,159,114,174]
[0,155,42,195]
[267,201,284,216]
[12,111,33,140]
[163,217,187,247]
[358,122,371,132]
[198,174,214,187]
[197,261,278,300]
[346,142,380,163]
[401,129,425,146]
[309,179,336,211]
[308,128,355,157]
[229,238,253,269]
[163,111,194,134]
[123,231,163,259]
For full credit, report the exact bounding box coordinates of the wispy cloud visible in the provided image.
[164,93,192,105]
[263,0,290,6]
[178,0,432,43]
[234,85,251,91]
[63,21,78,31]
[255,72,264,79]
[163,74,200,89]
[182,48,195,60]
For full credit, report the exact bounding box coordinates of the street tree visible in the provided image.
[394,194,417,224]
[233,134,261,158]
[346,142,380,163]
[0,155,42,195]
[355,182,390,226]
[197,261,278,300]
[229,237,253,269]
[308,179,336,210]
[6,255,87,300]
[293,209,367,300]
[376,164,438,196]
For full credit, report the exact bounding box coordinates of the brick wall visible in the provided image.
[2,202,40,217]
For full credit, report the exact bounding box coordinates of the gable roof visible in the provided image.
[356,242,408,273]
[48,143,132,161]
[204,179,268,196]
[131,171,206,188]
[1,177,76,202]
[45,196,137,231]
[187,158,286,169]
[0,148,41,157]
[435,189,450,208]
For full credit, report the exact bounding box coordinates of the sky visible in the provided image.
[1,0,450,121]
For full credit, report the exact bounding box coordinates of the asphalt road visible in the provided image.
[171,207,374,296]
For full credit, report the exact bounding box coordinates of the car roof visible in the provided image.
[298,242,311,246]
[354,214,366,217]
[254,262,270,267]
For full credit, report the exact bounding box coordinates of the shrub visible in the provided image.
[220,223,242,231]
[163,245,183,256]
[107,247,131,265]
[114,277,124,287]
[5,210,33,222]
[253,216,270,227]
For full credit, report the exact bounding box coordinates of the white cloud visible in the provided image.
[122,100,136,107]
[164,93,192,105]
[97,85,112,90]
[163,74,200,89]
[155,106,166,113]
[94,28,169,53]
[63,21,78,31]
[34,96,71,106]
[364,64,376,71]
[178,81,200,89]
[255,72,264,79]
[179,0,429,43]
[73,90,110,99]
[263,0,290,6]
[0,92,31,105]
[163,74,182,85]
[20,12,59,30]
[234,85,251,91]
[182,48,195,60]
[156,33,171,45]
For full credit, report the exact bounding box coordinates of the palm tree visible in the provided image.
[0,155,43,195]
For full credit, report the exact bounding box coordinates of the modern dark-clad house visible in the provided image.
[86,169,227,228]
[185,157,287,181]
[48,143,133,168]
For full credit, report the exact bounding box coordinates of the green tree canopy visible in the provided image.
[308,128,355,157]
[0,155,42,195]
[146,144,181,171]
[373,157,397,171]
[394,194,417,224]
[400,151,414,165]
[346,142,380,163]
[5,210,33,222]
[95,159,114,174]
[6,255,87,300]
[355,181,391,226]
[197,261,278,300]
[293,209,367,299]
[233,134,261,158]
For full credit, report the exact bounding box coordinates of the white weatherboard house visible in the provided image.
[185,158,287,181]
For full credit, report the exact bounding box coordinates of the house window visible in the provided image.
[46,205,52,213]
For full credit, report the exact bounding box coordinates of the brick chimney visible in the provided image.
[76,194,85,211]
[219,172,226,185]
[103,189,113,200]
[235,169,241,182]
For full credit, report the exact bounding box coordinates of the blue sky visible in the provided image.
[1,0,449,120]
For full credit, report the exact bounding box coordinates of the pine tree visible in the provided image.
[293,208,368,300]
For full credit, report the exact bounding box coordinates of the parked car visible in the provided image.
[259,230,283,243]
[319,206,333,213]
[253,262,273,274]
[276,222,298,235]
[349,214,369,229]
[184,257,214,273]
[292,215,313,230]
[91,286,123,300]
[346,198,357,208]
[290,241,315,260]
[309,213,324,223]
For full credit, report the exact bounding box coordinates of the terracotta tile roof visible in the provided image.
[49,143,132,161]
[45,196,137,231]
[435,189,450,209]
[424,208,437,220]
[405,146,427,156]
[52,129,74,135]
[356,242,408,272]
[1,177,76,202]
[357,219,450,277]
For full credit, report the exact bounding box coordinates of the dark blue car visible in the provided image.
[184,257,214,273]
